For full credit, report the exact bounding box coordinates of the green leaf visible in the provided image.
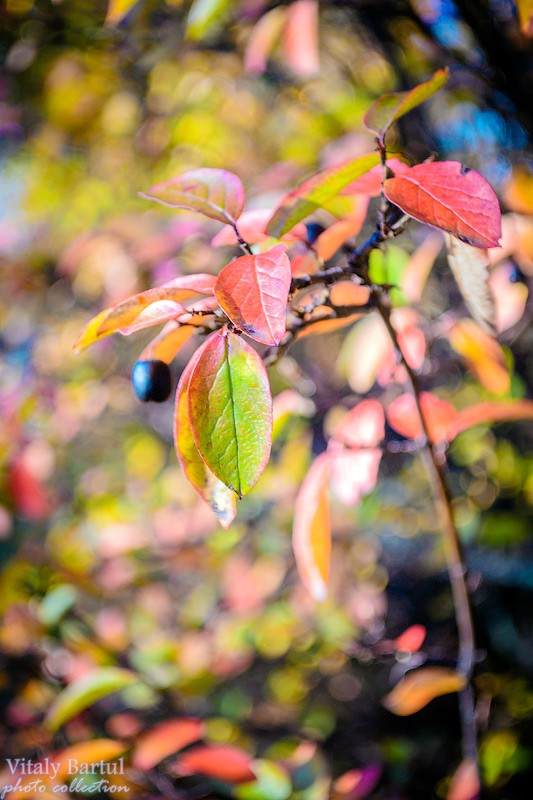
[188,330,272,499]
[364,68,448,143]
[39,584,78,627]
[235,760,292,800]
[45,667,138,731]
[266,153,381,238]
[186,0,235,40]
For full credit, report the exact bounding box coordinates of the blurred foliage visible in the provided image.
[1,1,533,799]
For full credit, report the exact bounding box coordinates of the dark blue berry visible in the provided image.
[509,266,523,284]
[305,223,325,245]
[132,360,172,403]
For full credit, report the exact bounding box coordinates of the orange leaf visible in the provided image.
[173,744,256,783]
[447,319,510,394]
[295,310,365,339]
[293,453,331,602]
[446,759,480,800]
[384,162,501,249]
[282,0,319,78]
[139,322,196,364]
[329,282,370,307]
[395,624,426,653]
[54,740,127,781]
[214,244,291,346]
[383,667,466,716]
[315,199,369,260]
[74,274,216,352]
[451,400,533,439]
[385,392,458,442]
[132,718,204,771]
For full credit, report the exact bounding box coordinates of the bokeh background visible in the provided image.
[1,1,533,798]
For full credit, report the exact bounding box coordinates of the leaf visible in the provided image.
[445,234,496,335]
[214,244,291,346]
[186,0,235,39]
[235,759,292,800]
[516,0,533,36]
[173,744,256,783]
[386,392,459,443]
[139,322,196,364]
[140,169,245,224]
[383,667,466,716]
[211,210,307,247]
[118,300,187,335]
[447,759,480,800]
[292,453,331,602]
[489,262,528,332]
[447,319,510,394]
[105,0,139,25]
[54,740,128,781]
[401,232,443,303]
[340,158,410,196]
[294,310,365,339]
[175,340,237,528]
[364,68,448,142]
[266,153,381,238]
[188,330,273,499]
[74,274,216,352]
[395,625,426,653]
[132,718,205,771]
[333,765,382,800]
[384,162,502,249]
[339,313,393,394]
[315,204,369,261]
[45,667,138,731]
[451,400,533,439]
[333,399,385,448]
[282,0,319,79]
[328,442,381,507]
[244,7,288,76]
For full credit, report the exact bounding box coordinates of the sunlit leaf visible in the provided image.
[105,0,140,25]
[235,759,292,800]
[266,153,381,238]
[446,759,480,800]
[452,400,533,438]
[395,625,426,653]
[489,262,528,332]
[74,274,216,352]
[244,7,288,76]
[175,339,237,528]
[139,322,196,364]
[384,162,502,249]
[445,234,496,335]
[333,399,385,448]
[173,744,256,783]
[383,667,466,716]
[188,330,272,499]
[45,667,138,731]
[54,740,128,781]
[315,205,369,261]
[364,68,448,142]
[294,310,365,339]
[339,313,392,394]
[516,0,533,36]
[386,392,458,442]
[214,244,291,345]
[340,158,410,196]
[328,441,381,507]
[140,169,245,223]
[293,453,331,602]
[118,299,187,335]
[132,718,205,770]
[282,0,319,78]
[186,0,236,39]
[447,319,510,394]
[401,232,443,303]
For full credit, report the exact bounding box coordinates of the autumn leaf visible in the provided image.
[314,200,369,260]
[140,168,245,224]
[54,740,128,781]
[447,319,510,394]
[401,232,443,303]
[214,244,291,346]
[340,158,410,196]
[188,330,272,499]
[74,274,216,352]
[385,392,459,442]
[328,442,381,506]
[516,0,533,36]
[447,759,480,800]
[383,667,466,716]
[293,453,331,602]
[364,69,448,143]
[384,162,502,249]
[45,667,138,731]
[132,718,205,770]
[266,153,381,238]
[244,7,288,76]
[211,209,307,246]
[139,322,196,364]
[173,744,256,783]
[105,0,139,25]
[444,234,496,335]
[282,0,319,78]
[186,0,236,40]
[489,262,528,332]
[395,625,426,653]
[175,340,237,528]
[333,399,385,448]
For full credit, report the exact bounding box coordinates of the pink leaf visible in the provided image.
[333,399,385,448]
[282,0,319,78]
[140,169,245,224]
[173,745,256,783]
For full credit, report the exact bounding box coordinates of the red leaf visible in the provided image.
[118,300,187,335]
[244,7,288,76]
[174,339,237,528]
[214,244,291,346]
[386,392,459,443]
[395,625,426,653]
[315,199,369,260]
[140,169,245,224]
[211,210,307,247]
[333,399,385,448]
[447,759,480,800]
[451,400,533,439]
[9,454,51,522]
[282,0,319,78]
[132,718,204,771]
[293,453,331,602]
[384,162,502,249]
[173,745,256,783]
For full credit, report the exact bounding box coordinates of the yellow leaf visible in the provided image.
[383,667,466,716]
